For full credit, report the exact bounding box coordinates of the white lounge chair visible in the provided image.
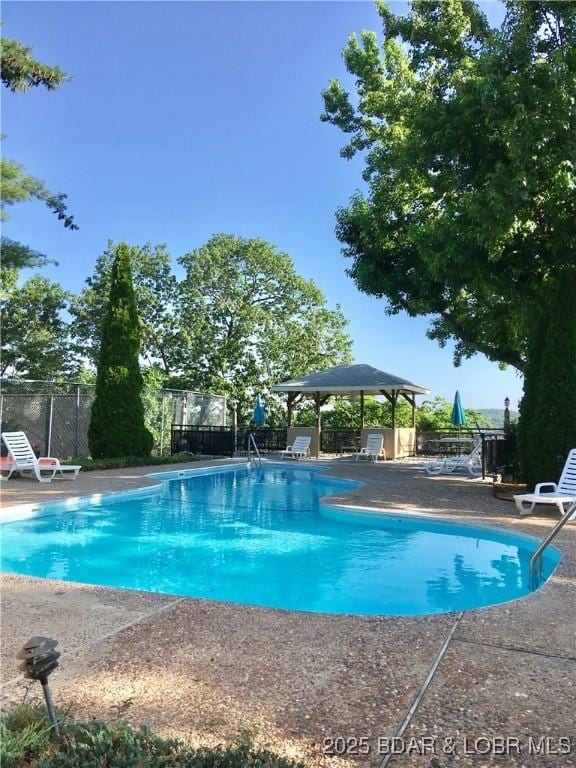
[279,436,311,460]
[0,455,15,481]
[425,440,482,476]
[514,449,576,518]
[1,431,81,483]
[353,434,386,462]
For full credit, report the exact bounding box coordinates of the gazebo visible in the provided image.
[271,363,430,458]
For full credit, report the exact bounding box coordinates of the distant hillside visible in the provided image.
[476,408,518,428]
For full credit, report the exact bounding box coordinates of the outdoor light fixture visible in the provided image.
[504,397,510,409]
[17,636,61,735]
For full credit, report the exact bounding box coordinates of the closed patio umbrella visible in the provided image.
[451,390,467,444]
[451,390,467,427]
[253,395,266,426]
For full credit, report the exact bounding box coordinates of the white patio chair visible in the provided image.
[514,449,576,518]
[279,436,311,460]
[425,440,482,476]
[353,434,386,462]
[1,431,81,483]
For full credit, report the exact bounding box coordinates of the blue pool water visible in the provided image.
[0,465,559,615]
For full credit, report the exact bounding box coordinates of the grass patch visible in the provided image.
[74,454,226,471]
[1,705,304,768]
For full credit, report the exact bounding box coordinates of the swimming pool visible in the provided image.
[0,464,559,616]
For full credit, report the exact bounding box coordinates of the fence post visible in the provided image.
[160,396,166,456]
[47,395,54,456]
[75,385,81,457]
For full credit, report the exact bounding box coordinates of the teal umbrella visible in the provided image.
[451,390,467,434]
[253,395,266,426]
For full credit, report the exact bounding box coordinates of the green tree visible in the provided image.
[176,234,353,421]
[1,33,77,269]
[0,267,76,378]
[294,395,413,428]
[322,0,576,478]
[416,396,491,431]
[88,243,153,458]
[1,34,69,91]
[71,241,178,373]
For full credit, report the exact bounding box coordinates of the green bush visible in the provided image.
[75,454,224,471]
[1,706,304,768]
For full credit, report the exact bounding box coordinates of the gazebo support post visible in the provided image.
[286,392,297,427]
[380,389,399,429]
[360,390,365,429]
[401,392,416,428]
[314,391,322,458]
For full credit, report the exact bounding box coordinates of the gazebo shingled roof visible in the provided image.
[271,363,429,396]
[272,363,430,431]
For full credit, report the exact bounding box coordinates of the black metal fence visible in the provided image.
[236,427,287,453]
[171,425,235,457]
[320,429,361,454]
[417,428,511,479]
[170,425,513,478]
[171,425,288,456]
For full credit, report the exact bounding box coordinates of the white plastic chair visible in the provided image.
[1,431,81,483]
[353,434,386,462]
[514,449,576,517]
[425,440,482,476]
[279,436,311,460]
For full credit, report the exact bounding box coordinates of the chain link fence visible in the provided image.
[0,379,227,459]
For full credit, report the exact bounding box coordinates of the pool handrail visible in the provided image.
[247,432,262,469]
[530,501,575,588]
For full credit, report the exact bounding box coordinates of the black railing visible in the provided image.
[235,427,287,453]
[172,425,235,457]
[416,428,481,456]
[171,425,288,456]
[320,429,361,454]
[416,428,509,479]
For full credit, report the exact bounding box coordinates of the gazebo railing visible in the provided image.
[320,429,361,454]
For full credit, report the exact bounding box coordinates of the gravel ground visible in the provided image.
[1,458,574,767]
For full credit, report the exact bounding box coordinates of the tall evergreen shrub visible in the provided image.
[88,243,153,458]
[518,271,576,487]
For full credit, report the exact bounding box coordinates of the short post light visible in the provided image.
[504,396,511,429]
[17,636,61,735]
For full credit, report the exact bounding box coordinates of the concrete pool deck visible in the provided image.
[1,458,575,767]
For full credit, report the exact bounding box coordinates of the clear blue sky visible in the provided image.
[2,1,522,410]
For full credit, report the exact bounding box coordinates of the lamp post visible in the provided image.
[504,397,511,429]
[17,637,61,735]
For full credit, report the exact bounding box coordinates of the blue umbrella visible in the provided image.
[451,390,467,429]
[253,395,266,426]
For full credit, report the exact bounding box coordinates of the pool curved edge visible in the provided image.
[0,459,565,617]
[318,501,562,611]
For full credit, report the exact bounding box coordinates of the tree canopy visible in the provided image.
[294,394,491,430]
[322,0,575,372]
[71,241,178,373]
[0,267,76,379]
[1,34,69,91]
[71,236,353,421]
[322,0,576,481]
[176,235,353,418]
[1,33,77,269]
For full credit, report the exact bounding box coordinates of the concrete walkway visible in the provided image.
[1,458,574,767]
